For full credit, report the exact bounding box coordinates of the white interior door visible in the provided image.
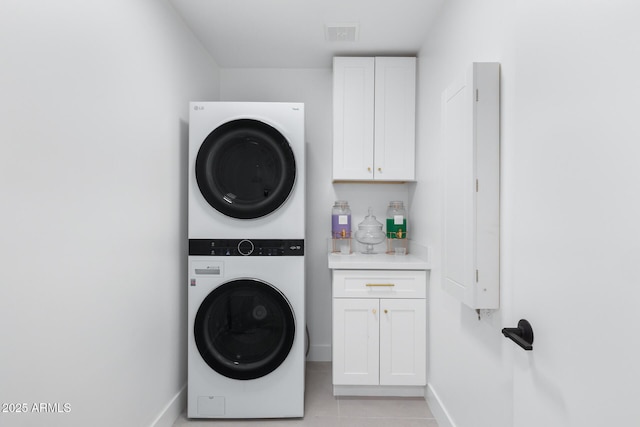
[510,2,640,426]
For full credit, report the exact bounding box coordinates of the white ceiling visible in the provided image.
[168,0,445,68]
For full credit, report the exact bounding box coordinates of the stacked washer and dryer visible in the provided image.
[187,102,305,419]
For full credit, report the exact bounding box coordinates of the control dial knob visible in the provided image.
[237,239,254,256]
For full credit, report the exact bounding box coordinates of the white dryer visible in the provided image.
[189,102,304,239]
[187,239,305,419]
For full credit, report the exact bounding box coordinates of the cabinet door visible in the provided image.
[332,298,379,385]
[374,57,416,181]
[333,57,375,180]
[442,62,500,309]
[379,298,426,386]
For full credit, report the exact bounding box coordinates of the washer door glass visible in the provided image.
[194,279,296,380]
[195,119,297,219]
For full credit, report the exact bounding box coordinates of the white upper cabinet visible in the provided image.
[373,57,417,181]
[333,57,416,181]
[332,57,375,180]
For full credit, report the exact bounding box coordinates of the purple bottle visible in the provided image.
[331,201,351,238]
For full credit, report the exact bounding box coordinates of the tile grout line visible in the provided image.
[338,415,438,422]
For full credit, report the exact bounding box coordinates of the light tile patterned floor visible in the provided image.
[173,362,440,427]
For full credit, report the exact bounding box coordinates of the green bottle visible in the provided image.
[386,201,407,239]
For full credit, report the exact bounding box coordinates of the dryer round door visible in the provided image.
[194,279,296,380]
[195,119,297,219]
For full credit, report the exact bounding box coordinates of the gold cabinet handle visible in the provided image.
[384,309,388,314]
[367,167,372,172]
[378,167,382,172]
[372,309,377,314]
[365,283,395,287]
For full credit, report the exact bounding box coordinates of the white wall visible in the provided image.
[220,68,409,361]
[412,1,514,426]
[0,1,219,426]
[415,1,640,426]
[508,2,640,425]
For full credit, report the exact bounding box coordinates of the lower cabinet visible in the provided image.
[331,270,427,396]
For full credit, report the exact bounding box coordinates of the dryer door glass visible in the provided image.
[195,119,297,219]
[194,279,296,380]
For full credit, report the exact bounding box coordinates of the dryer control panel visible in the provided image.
[189,239,304,256]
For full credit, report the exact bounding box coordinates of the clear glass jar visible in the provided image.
[386,201,407,239]
[355,207,386,253]
[331,200,351,238]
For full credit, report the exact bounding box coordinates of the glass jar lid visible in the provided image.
[357,208,383,231]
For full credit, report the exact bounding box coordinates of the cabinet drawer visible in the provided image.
[332,270,426,299]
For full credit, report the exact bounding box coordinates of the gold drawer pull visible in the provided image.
[365,283,395,287]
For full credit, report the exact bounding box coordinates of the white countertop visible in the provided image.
[328,242,431,270]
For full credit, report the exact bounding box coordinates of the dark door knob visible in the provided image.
[502,319,534,351]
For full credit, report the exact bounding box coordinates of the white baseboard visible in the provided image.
[307,344,331,361]
[334,385,425,397]
[151,384,186,427]
[426,383,456,427]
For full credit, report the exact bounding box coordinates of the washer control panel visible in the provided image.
[189,239,304,256]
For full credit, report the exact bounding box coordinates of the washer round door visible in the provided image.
[194,279,296,380]
[195,119,297,219]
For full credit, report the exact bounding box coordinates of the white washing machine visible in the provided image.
[189,102,304,239]
[187,239,305,419]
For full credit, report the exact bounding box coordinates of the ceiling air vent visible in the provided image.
[325,24,359,42]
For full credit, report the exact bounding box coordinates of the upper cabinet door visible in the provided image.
[373,57,416,181]
[333,57,375,181]
[333,57,416,182]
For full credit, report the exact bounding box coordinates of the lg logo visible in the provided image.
[193,105,205,111]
